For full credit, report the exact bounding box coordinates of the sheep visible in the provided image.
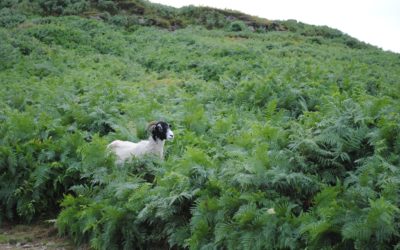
[108,121,174,164]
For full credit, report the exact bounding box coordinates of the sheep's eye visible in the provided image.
[169,124,172,129]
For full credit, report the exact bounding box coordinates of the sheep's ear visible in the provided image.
[157,123,163,131]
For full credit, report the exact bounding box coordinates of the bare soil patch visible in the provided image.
[0,222,83,250]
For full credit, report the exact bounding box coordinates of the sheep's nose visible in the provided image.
[167,131,174,139]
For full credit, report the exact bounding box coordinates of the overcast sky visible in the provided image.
[150,0,400,53]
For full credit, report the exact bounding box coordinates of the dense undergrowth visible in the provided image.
[1,0,400,249]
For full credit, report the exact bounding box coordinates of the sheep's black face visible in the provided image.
[151,121,174,141]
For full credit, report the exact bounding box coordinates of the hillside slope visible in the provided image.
[1,0,400,249]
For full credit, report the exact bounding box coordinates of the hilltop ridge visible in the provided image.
[1,0,372,50]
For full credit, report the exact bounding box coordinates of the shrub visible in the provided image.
[0,8,26,28]
[0,32,20,70]
[0,0,19,8]
[38,0,90,15]
[96,0,118,13]
[227,20,247,32]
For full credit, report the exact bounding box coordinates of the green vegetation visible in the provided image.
[1,0,400,249]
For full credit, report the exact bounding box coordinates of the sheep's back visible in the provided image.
[108,140,140,163]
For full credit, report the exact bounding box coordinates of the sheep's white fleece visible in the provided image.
[108,137,165,164]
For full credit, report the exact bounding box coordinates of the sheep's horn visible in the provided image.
[147,121,158,132]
